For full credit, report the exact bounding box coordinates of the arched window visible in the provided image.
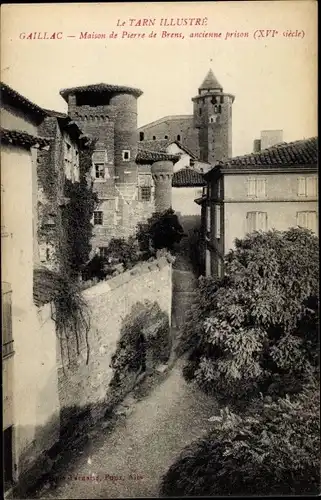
[164,135,168,139]
[153,136,156,140]
[177,134,181,141]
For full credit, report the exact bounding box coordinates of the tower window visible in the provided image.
[139,186,152,201]
[94,211,103,225]
[122,150,131,161]
[139,132,144,141]
[153,136,156,140]
[164,135,168,139]
[177,134,181,141]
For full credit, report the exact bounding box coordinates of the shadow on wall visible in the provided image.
[173,215,202,276]
[106,300,172,414]
[15,301,172,499]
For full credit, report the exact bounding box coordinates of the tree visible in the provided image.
[184,228,319,400]
[160,384,320,497]
[136,208,185,257]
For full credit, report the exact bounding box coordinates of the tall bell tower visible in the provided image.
[192,69,235,164]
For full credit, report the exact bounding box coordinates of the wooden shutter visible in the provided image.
[297,211,308,228]
[215,205,221,239]
[246,212,256,233]
[206,206,211,232]
[306,177,317,197]
[256,178,267,197]
[257,212,268,231]
[247,177,256,197]
[307,212,317,233]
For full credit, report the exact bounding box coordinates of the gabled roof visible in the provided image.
[1,81,47,118]
[43,108,69,119]
[139,139,198,159]
[172,168,206,187]
[199,69,222,91]
[1,128,51,150]
[207,137,318,175]
[60,83,143,101]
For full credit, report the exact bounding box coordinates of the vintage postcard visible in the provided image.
[1,1,319,499]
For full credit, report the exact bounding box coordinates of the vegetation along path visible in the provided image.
[36,357,217,499]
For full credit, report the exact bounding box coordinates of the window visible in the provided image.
[199,108,202,116]
[139,132,144,141]
[138,174,152,201]
[2,283,13,358]
[246,212,268,233]
[64,141,72,180]
[122,150,130,161]
[153,136,156,140]
[297,211,317,233]
[177,134,181,141]
[247,177,267,198]
[298,176,317,197]
[95,164,105,179]
[140,186,152,201]
[215,205,221,239]
[99,247,109,258]
[164,135,168,139]
[93,211,103,225]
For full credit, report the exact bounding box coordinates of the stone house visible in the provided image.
[198,137,318,277]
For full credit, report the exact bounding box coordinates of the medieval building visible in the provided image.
[59,83,179,255]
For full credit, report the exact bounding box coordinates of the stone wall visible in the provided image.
[57,255,172,427]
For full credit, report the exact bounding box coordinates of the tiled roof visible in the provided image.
[1,128,51,149]
[172,168,206,187]
[214,137,318,172]
[138,115,193,130]
[136,148,180,164]
[1,82,46,117]
[60,83,143,101]
[199,69,222,91]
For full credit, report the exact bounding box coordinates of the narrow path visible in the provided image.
[36,357,217,499]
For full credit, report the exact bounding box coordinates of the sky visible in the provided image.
[1,1,317,156]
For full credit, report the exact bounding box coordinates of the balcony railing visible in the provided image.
[2,282,14,358]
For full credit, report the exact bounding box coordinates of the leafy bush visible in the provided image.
[184,228,319,399]
[104,236,142,269]
[136,208,185,257]
[160,384,320,497]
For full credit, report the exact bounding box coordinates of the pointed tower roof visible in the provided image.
[199,69,223,91]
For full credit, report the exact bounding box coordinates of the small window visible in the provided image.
[177,135,181,141]
[139,132,144,141]
[164,135,168,139]
[199,108,202,116]
[94,211,103,225]
[153,136,156,140]
[95,164,105,179]
[139,186,152,201]
[122,150,130,161]
[99,247,109,258]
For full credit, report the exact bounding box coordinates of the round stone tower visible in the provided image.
[192,69,235,164]
[151,160,174,213]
